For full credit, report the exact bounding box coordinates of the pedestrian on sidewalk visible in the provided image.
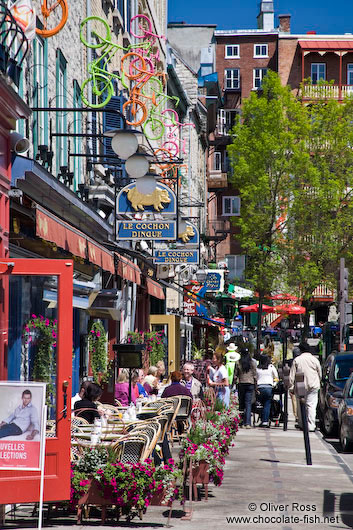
[207,351,230,407]
[289,342,322,432]
[256,354,278,427]
[287,346,301,424]
[234,347,257,428]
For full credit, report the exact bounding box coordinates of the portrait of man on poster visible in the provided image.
[0,389,40,440]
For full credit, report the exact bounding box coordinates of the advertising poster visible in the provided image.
[0,382,46,471]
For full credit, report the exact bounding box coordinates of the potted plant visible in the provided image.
[88,320,108,383]
[151,459,184,506]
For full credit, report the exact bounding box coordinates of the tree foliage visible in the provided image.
[227,71,353,337]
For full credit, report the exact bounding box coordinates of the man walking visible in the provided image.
[289,342,322,432]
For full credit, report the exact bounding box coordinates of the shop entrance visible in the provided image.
[0,259,73,503]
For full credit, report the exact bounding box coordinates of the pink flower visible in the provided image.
[31,314,37,318]
[52,331,57,338]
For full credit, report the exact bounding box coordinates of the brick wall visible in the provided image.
[215,34,278,107]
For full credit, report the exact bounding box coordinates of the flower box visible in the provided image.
[76,478,112,524]
[150,487,172,506]
[192,460,209,501]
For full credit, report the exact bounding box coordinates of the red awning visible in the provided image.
[35,206,114,273]
[116,254,141,285]
[146,277,165,300]
[299,40,353,51]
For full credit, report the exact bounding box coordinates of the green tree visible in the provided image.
[282,93,353,336]
[227,71,310,351]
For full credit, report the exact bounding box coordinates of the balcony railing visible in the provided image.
[301,84,353,100]
[207,171,228,189]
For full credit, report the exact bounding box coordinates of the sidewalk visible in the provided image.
[3,415,353,529]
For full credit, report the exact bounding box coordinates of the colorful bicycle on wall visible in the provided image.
[7,0,68,38]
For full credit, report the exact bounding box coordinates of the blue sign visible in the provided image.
[205,271,224,292]
[153,249,199,264]
[117,220,177,241]
[176,222,199,247]
[116,182,177,216]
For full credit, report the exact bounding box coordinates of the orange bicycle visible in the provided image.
[35,0,68,38]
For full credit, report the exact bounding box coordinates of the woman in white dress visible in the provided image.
[207,351,230,407]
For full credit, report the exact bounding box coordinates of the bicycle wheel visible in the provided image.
[80,16,111,48]
[121,52,147,80]
[123,99,148,127]
[130,14,153,40]
[161,140,179,157]
[162,108,180,127]
[81,74,113,109]
[143,117,165,141]
[142,76,163,99]
[36,0,68,38]
[130,54,155,76]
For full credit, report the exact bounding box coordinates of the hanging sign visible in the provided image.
[116,182,177,216]
[204,270,225,292]
[0,382,46,470]
[153,249,199,264]
[117,220,177,240]
[176,222,199,247]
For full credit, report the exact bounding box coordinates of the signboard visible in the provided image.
[116,182,177,216]
[204,270,225,292]
[117,220,177,241]
[176,222,200,247]
[153,249,199,264]
[0,382,46,471]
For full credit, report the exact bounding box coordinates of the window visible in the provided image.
[217,109,226,135]
[33,38,48,153]
[214,152,222,171]
[56,49,67,173]
[73,81,82,191]
[348,64,353,85]
[311,63,326,85]
[225,68,240,89]
[222,196,240,216]
[253,68,268,89]
[226,255,246,281]
[254,44,268,57]
[225,45,239,58]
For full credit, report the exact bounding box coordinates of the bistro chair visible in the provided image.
[112,434,148,464]
[172,396,193,443]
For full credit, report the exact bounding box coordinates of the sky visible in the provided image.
[168,0,353,35]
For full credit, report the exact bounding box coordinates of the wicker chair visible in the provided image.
[112,434,148,464]
[129,423,160,460]
[203,387,217,411]
[71,416,90,428]
[100,403,121,414]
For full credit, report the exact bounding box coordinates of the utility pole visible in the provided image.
[339,258,350,351]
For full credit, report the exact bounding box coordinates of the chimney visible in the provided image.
[278,14,291,33]
[257,0,275,31]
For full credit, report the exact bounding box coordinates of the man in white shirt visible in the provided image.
[289,342,322,432]
[0,390,40,440]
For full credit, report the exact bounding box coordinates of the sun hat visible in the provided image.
[226,343,240,362]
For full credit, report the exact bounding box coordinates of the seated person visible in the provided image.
[71,380,90,412]
[161,371,193,399]
[181,362,203,400]
[143,366,159,395]
[74,382,103,424]
[115,371,136,406]
[136,369,148,397]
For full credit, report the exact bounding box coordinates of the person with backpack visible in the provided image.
[256,354,279,428]
[234,347,257,428]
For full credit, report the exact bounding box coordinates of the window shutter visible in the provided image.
[103,95,124,162]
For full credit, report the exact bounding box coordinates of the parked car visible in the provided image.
[337,373,353,452]
[318,352,353,436]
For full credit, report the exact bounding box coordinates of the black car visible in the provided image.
[337,373,353,452]
[318,352,353,436]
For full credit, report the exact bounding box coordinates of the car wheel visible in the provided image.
[340,425,353,453]
[322,409,337,436]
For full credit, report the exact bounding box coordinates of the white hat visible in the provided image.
[226,343,240,362]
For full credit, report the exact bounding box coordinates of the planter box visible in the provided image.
[192,460,209,501]
[150,488,172,507]
[76,479,112,524]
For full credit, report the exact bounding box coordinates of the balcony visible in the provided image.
[301,84,353,101]
[207,171,228,190]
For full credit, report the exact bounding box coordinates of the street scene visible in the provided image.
[1,0,353,528]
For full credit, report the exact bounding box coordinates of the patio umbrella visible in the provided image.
[266,293,298,301]
[240,303,274,313]
[274,304,306,314]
